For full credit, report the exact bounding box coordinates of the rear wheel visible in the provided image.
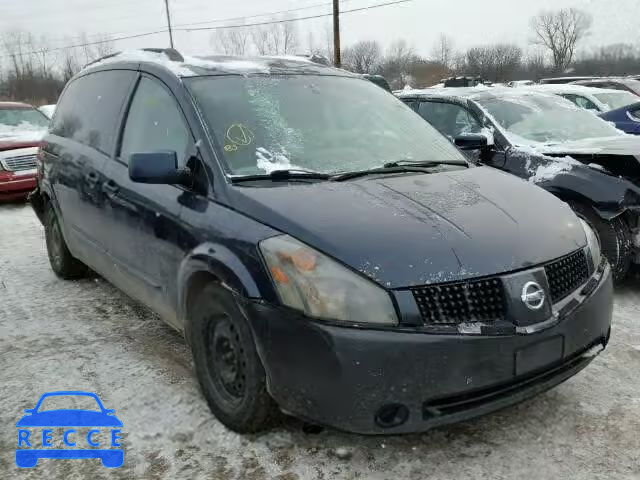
[189,283,279,433]
[567,201,632,283]
[44,204,88,279]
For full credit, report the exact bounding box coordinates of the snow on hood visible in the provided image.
[0,121,46,143]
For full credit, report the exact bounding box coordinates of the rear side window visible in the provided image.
[51,70,136,155]
[119,77,191,166]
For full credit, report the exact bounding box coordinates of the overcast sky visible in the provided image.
[1,0,639,61]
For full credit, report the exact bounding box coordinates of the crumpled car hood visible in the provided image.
[229,167,586,288]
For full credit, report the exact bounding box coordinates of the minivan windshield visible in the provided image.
[474,92,621,145]
[186,75,466,176]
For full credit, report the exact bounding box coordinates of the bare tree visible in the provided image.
[251,22,299,55]
[431,33,455,70]
[342,40,381,73]
[212,27,250,55]
[530,8,592,72]
[466,43,522,81]
[377,40,418,88]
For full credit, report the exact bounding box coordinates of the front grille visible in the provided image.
[411,278,506,325]
[3,154,37,171]
[544,250,589,303]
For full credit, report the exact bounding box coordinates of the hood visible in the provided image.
[0,126,45,151]
[229,167,586,288]
[537,135,640,156]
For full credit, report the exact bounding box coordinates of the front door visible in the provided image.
[100,75,194,325]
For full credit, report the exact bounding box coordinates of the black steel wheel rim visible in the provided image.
[206,315,247,404]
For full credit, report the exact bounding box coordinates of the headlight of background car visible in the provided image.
[579,219,602,268]
[260,235,398,325]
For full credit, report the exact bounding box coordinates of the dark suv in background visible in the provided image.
[31,49,612,435]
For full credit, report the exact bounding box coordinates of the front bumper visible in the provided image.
[0,169,36,200]
[244,264,613,434]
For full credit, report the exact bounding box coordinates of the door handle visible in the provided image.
[102,181,119,196]
[85,171,99,188]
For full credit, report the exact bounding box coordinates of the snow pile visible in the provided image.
[256,147,303,173]
[0,121,46,142]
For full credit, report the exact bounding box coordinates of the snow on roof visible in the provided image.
[84,50,336,78]
[525,84,622,95]
[0,102,34,109]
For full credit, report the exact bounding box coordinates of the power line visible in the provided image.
[171,0,355,28]
[174,0,413,32]
[0,0,413,59]
[20,0,355,51]
[0,30,168,60]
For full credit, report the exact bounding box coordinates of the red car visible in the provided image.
[0,102,49,201]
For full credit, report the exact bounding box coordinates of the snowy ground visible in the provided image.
[1,202,639,479]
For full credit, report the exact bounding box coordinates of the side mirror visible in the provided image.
[454,132,493,151]
[129,151,188,184]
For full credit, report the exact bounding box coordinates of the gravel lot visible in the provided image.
[1,202,639,479]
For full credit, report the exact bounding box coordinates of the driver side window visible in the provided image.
[417,101,482,140]
[120,77,191,165]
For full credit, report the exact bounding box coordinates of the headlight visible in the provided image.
[260,235,398,325]
[579,219,602,268]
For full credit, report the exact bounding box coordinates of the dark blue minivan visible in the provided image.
[31,49,613,434]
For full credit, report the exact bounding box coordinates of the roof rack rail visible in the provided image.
[83,47,184,69]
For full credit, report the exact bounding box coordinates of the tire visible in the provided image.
[567,201,632,283]
[189,283,279,433]
[44,204,88,279]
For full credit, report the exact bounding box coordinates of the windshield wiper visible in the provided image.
[382,159,467,168]
[231,169,331,183]
[330,165,445,182]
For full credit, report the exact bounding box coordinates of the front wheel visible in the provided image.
[568,201,632,283]
[189,283,279,433]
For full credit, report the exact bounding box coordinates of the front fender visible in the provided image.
[505,149,640,220]
[541,168,639,219]
[176,242,275,332]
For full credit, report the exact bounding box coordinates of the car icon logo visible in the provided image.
[15,391,123,468]
[521,281,545,310]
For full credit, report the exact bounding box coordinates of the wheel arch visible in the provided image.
[177,242,269,343]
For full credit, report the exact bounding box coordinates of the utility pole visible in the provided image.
[332,0,341,67]
[164,0,175,49]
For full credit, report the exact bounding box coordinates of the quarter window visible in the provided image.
[119,77,191,165]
